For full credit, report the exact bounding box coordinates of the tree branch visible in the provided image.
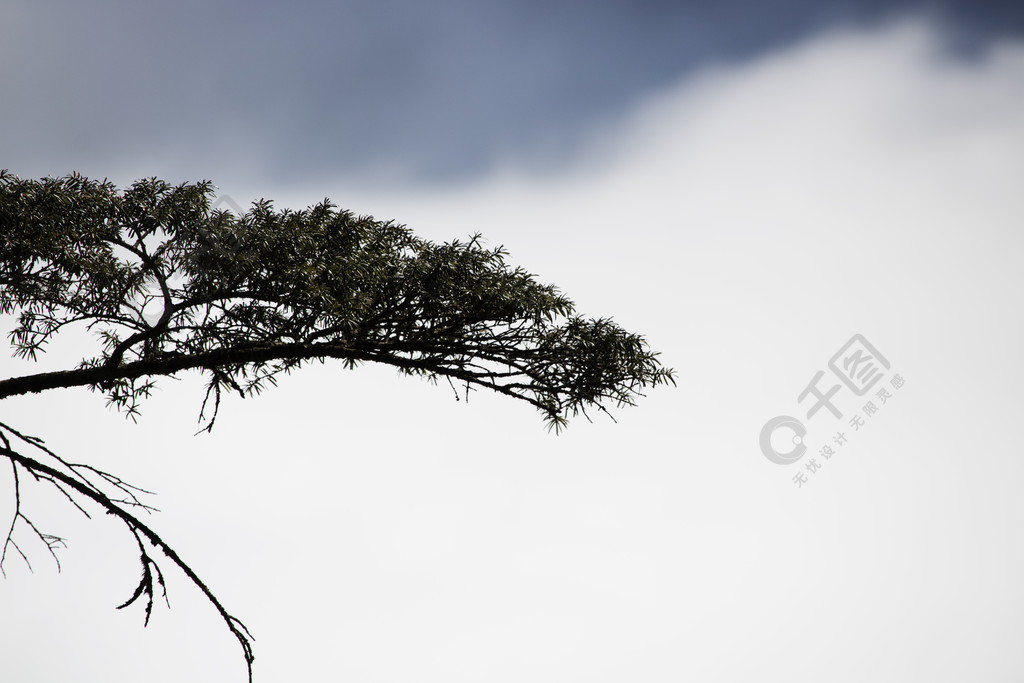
[0,340,553,413]
[0,435,255,682]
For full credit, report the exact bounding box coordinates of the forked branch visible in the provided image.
[0,421,254,682]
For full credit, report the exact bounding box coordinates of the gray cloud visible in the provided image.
[1,0,1021,189]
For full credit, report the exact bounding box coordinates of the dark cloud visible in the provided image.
[1,0,1020,189]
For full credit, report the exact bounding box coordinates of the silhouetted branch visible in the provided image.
[0,172,674,680]
[0,421,254,682]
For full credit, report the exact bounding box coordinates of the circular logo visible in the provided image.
[759,415,807,465]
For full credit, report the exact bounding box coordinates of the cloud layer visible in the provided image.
[2,0,1023,187]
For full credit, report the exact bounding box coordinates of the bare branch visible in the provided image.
[1,460,21,576]
[0,427,255,682]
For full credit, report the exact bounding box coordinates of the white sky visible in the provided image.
[2,18,1024,682]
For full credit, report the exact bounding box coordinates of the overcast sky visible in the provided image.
[2,2,1024,682]
[2,0,1022,188]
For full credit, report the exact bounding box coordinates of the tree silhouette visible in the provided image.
[0,171,674,681]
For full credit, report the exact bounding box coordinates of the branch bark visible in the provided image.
[0,340,551,411]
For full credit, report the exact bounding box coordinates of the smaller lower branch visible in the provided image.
[0,445,254,682]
